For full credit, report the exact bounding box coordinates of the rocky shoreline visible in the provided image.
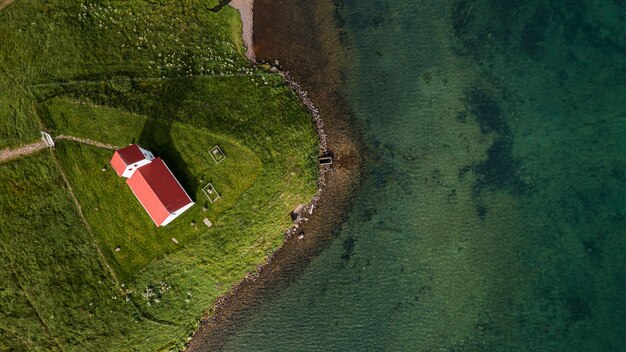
[185,1,363,350]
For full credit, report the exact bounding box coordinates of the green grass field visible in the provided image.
[0,154,141,351]
[0,75,41,149]
[0,1,318,350]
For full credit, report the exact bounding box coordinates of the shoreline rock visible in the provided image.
[185,0,364,350]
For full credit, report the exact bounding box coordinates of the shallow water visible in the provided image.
[223,1,626,350]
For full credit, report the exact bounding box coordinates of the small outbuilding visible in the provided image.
[110,144,194,227]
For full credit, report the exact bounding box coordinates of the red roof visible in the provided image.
[110,144,146,176]
[125,158,193,226]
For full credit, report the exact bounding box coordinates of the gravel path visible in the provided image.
[55,135,119,150]
[0,0,15,11]
[229,0,255,61]
[0,134,119,164]
[0,140,48,163]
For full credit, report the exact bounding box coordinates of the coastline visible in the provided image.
[185,0,363,350]
[228,0,256,62]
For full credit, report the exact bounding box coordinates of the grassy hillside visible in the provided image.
[0,1,318,350]
[0,75,41,149]
[0,154,140,351]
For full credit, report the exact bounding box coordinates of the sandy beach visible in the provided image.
[228,0,255,62]
[185,0,363,350]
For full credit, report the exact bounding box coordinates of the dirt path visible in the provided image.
[0,140,47,163]
[55,135,119,150]
[229,0,256,61]
[0,0,15,11]
[0,135,118,164]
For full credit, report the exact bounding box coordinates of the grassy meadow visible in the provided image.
[0,1,318,350]
[0,75,40,149]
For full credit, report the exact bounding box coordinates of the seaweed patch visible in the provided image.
[461,88,529,196]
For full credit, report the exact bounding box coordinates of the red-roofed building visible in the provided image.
[110,145,194,227]
[110,144,155,178]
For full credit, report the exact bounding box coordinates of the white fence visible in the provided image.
[41,132,55,147]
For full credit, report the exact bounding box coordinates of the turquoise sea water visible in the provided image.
[224,1,626,350]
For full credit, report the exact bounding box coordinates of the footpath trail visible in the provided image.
[55,135,119,150]
[0,140,47,163]
[0,134,118,164]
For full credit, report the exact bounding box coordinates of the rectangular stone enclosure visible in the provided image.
[202,182,221,203]
[209,145,226,164]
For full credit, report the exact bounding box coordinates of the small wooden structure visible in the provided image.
[318,156,333,166]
